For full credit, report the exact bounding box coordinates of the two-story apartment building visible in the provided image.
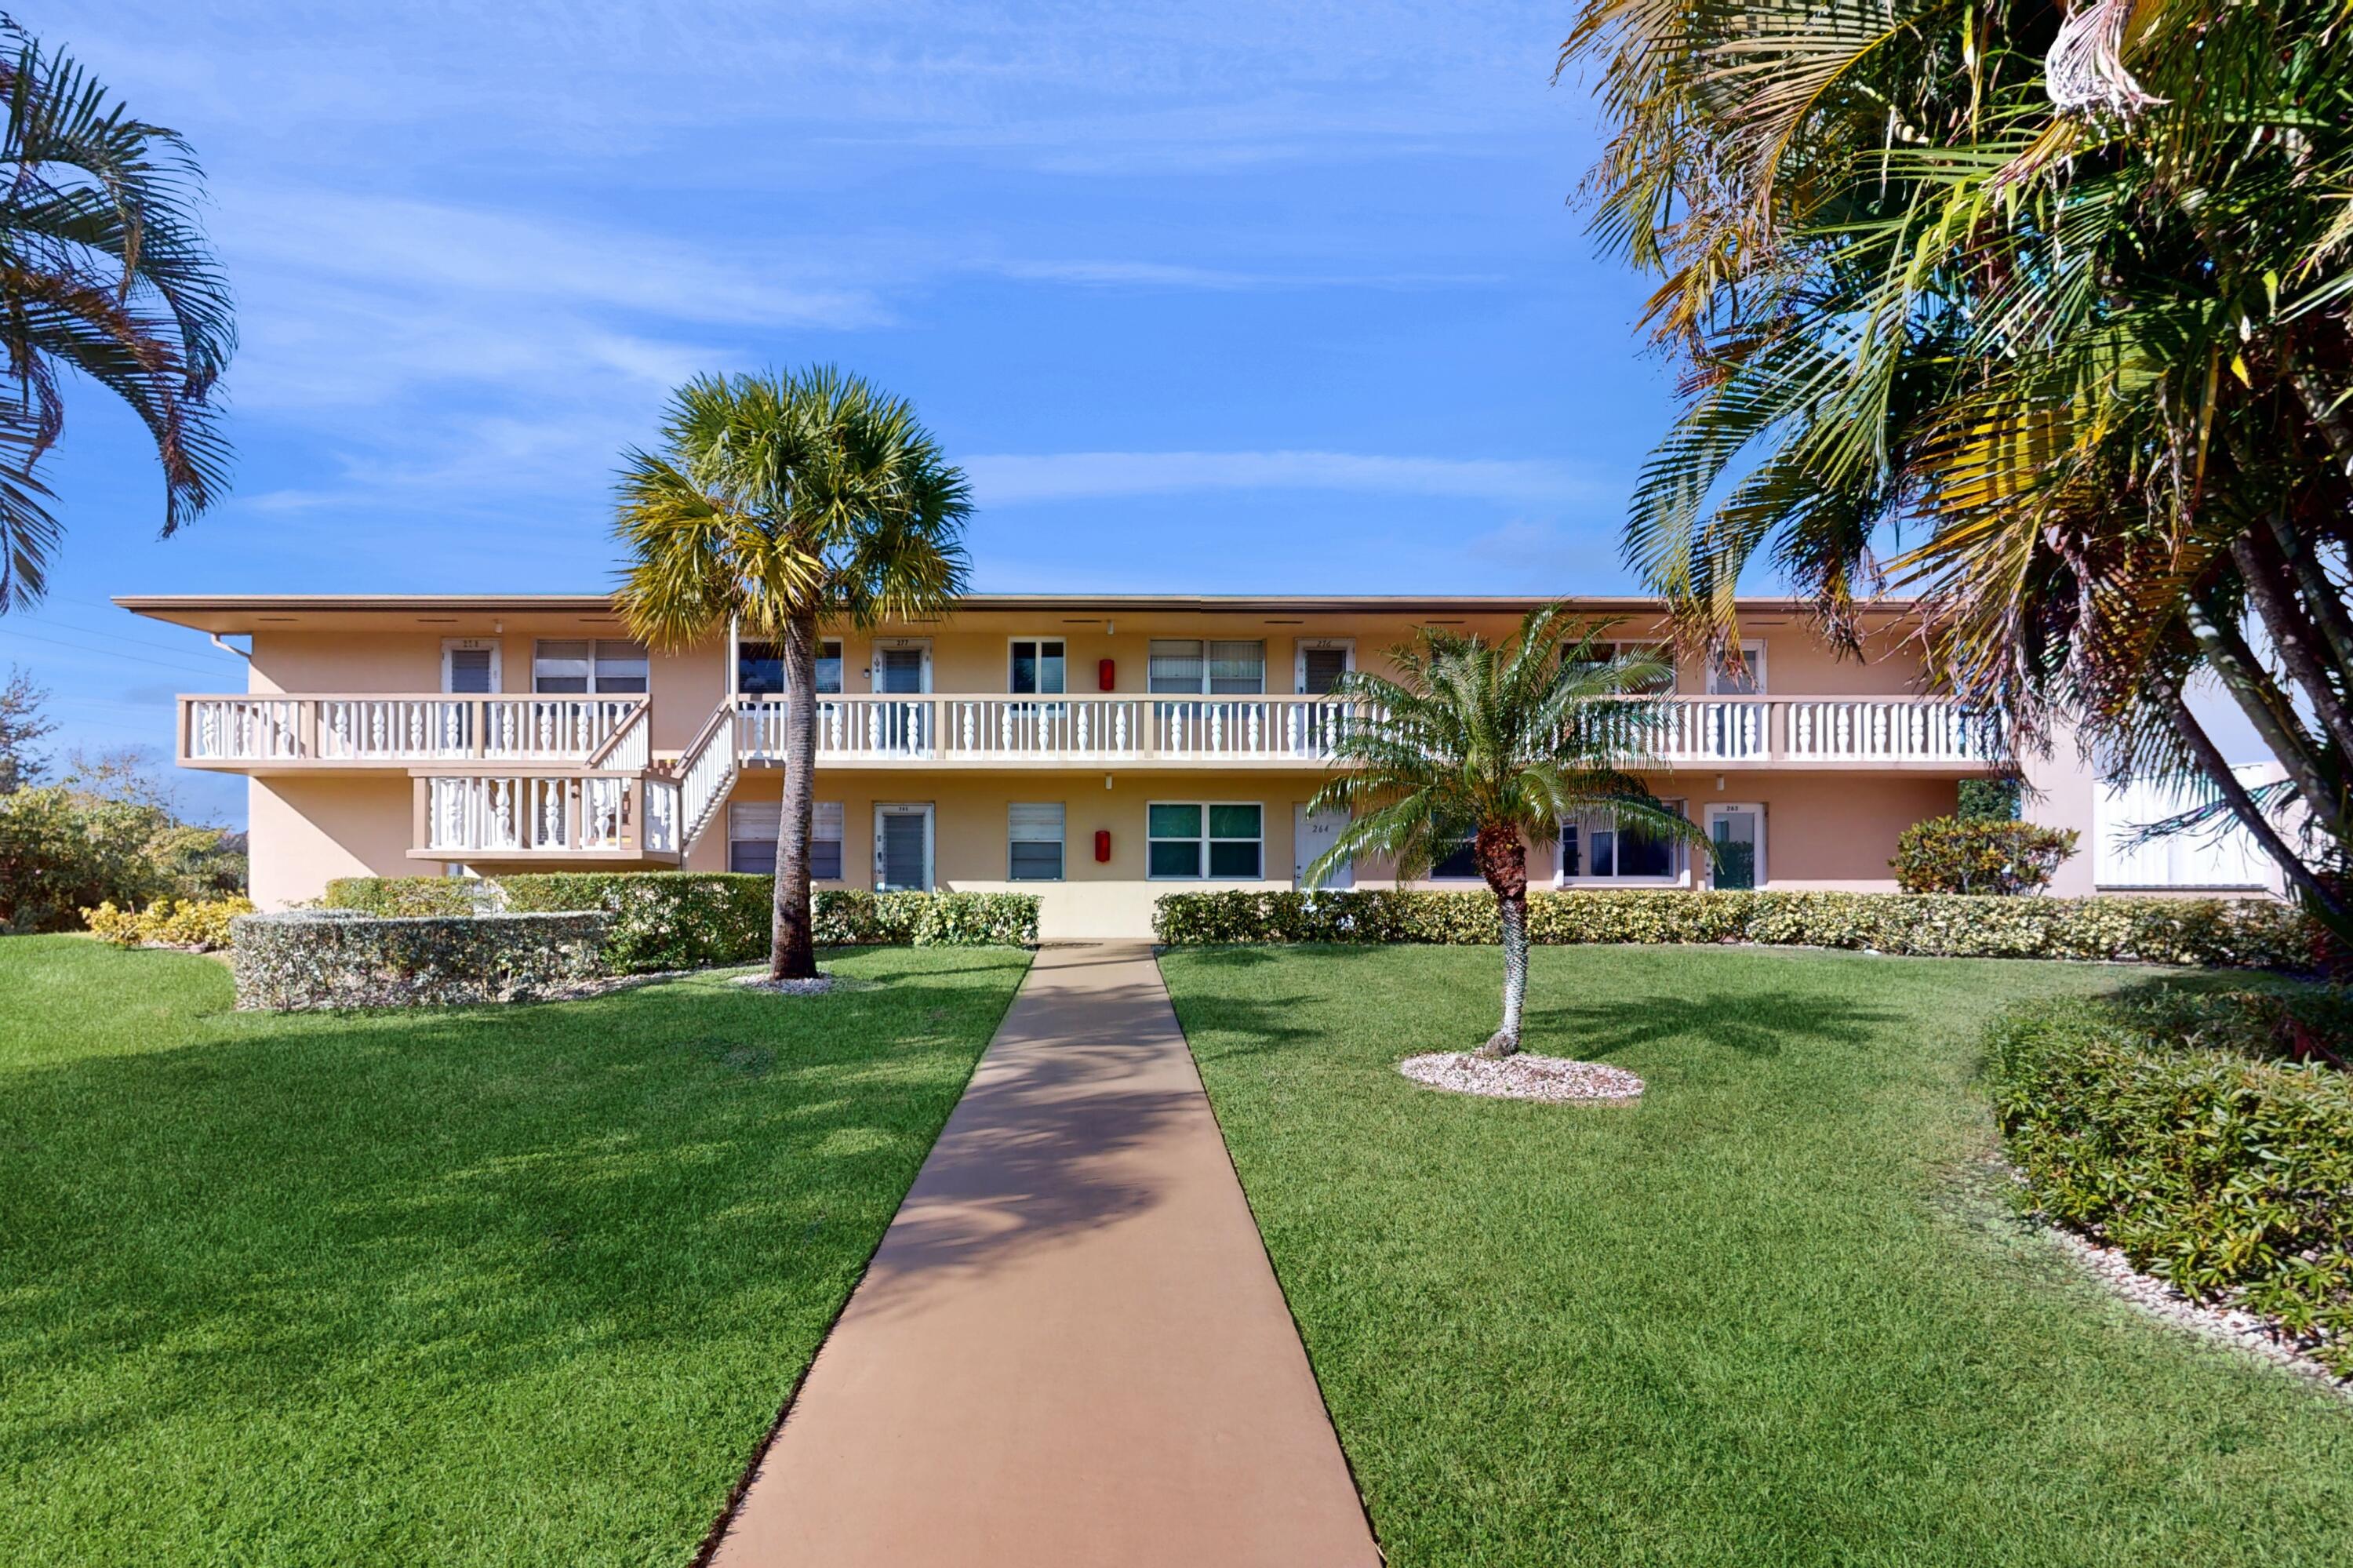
[123,592,2051,937]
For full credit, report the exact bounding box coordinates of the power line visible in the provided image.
[13,607,238,662]
[0,624,230,678]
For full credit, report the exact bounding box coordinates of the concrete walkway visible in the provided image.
[707,942,1380,1567]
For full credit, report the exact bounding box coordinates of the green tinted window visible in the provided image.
[1208,803,1261,840]
[1149,840,1201,878]
[1148,803,1202,839]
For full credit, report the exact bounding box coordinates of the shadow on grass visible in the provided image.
[0,959,1020,1472]
[1523,991,1903,1060]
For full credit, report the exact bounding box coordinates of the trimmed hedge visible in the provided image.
[325,873,1039,972]
[322,875,486,917]
[1151,888,2315,968]
[231,910,610,1010]
[1987,991,2353,1374]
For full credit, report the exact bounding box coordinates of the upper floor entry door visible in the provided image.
[441,638,500,694]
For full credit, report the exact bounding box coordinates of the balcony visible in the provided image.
[406,769,680,862]
[178,694,645,769]
[733,694,2005,769]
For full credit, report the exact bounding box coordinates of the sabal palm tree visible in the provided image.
[1559,0,2353,945]
[1304,606,1708,1057]
[613,367,970,980]
[0,19,233,609]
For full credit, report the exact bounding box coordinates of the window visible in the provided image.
[1705,641,1766,696]
[1561,800,1688,882]
[1574,640,1675,696]
[1432,834,1479,879]
[534,638,647,695]
[728,801,844,879]
[1148,639,1264,695]
[1009,639,1066,695]
[1147,802,1263,879]
[1009,802,1065,881]
[737,638,842,697]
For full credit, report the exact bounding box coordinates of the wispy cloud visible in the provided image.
[986,258,1500,291]
[964,449,1609,506]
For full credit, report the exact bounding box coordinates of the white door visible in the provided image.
[1294,805,1353,889]
[875,803,933,892]
[441,638,500,693]
[1705,802,1765,889]
[1296,641,1353,694]
[870,643,932,755]
[871,642,932,693]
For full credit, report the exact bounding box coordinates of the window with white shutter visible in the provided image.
[1008,802,1065,881]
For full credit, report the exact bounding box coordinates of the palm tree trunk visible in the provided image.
[770,610,820,980]
[1475,824,1529,1058]
[2164,687,2353,951]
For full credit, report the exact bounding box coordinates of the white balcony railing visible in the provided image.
[730,694,2002,766]
[417,769,675,857]
[181,694,646,766]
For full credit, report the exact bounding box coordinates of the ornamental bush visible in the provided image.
[1151,888,2314,968]
[1986,991,2353,1374]
[325,873,1039,971]
[83,894,254,951]
[231,910,611,1010]
[1892,814,2078,894]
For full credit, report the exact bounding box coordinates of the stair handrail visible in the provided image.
[580,700,652,771]
[673,698,741,849]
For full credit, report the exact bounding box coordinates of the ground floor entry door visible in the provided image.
[875,803,934,892]
[1706,803,1764,890]
[1294,805,1352,889]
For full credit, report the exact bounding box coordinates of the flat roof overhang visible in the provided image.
[115,591,1921,635]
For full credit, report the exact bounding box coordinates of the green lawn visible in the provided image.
[0,936,1027,1567]
[1162,944,2353,1568]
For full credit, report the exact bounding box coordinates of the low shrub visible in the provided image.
[83,895,255,951]
[1151,888,2315,967]
[1986,992,2353,1374]
[231,910,611,1010]
[1892,814,2078,893]
[322,875,486,917]
[500,872,772,971]
[325,874,1041,971]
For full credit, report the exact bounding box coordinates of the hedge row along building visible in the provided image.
[120,593,2282,938]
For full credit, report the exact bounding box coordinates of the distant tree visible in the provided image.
[613,367,970,979]
[0,730,245,930]
[0,16,234,610]
[1304,607,1709,1057]
[0,663,52,790]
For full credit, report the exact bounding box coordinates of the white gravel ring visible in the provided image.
[1398,1052,1645,1102]
[732,973,844,996]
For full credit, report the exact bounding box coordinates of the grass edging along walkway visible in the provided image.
[0,935,1030,1568]
[1161,943,2353,1568]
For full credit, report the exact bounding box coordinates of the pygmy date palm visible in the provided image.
[613,367,970,980]
[0,18,232,609]
[1304,606,1707,1057]
[1562,0,2353,946]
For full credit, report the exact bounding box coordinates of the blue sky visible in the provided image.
[2,2,2264,826]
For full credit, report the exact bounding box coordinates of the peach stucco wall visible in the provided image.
[220,605,1980,932]
[696,767,1962,937]
[248,774,417,909]
[240,607,1938,709]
